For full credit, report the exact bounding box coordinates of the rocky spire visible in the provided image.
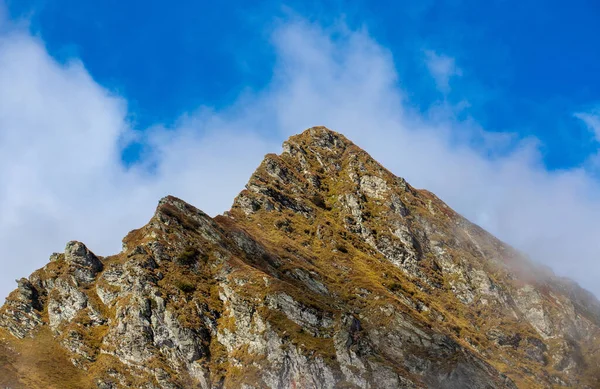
[64,241,103,283]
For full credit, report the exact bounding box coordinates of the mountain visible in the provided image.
[1,127,599,389]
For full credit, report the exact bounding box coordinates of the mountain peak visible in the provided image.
[231,126,408,220]
[286,126,350,153]
[1,127,600,388]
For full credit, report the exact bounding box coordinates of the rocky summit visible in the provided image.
[1,127,600,389]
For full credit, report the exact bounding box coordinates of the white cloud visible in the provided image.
[0,28,274,300]
[575,109,600,142]
[424,49,462,93]
[2,16,600,302]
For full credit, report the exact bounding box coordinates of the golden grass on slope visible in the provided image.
[0,327,90,389]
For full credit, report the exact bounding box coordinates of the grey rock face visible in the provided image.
[64,241,103,283]
[48,278,89,330]
[0,278,43,338]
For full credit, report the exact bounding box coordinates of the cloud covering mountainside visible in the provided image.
[1,14,600,302]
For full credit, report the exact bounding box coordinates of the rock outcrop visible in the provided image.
[1,127,599,388]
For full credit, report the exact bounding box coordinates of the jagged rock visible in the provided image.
[64,241,104,283]
[48,278,89,329]
[487,328,521,348]
[1,127,599,388]
[0,278,43,338]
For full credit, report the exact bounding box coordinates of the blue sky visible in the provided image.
[7,0,600,168]
[1,0,600,299]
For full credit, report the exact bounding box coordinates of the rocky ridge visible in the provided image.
[1,127,599,388]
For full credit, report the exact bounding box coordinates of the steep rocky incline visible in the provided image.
[1,127,599,388]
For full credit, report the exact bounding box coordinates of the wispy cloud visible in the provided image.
[575,108,600,141]
[2,16,600,302]
[0,26,276,300]
[424,49,462,93]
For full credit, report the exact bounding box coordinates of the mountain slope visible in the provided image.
[1,127,599,388]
